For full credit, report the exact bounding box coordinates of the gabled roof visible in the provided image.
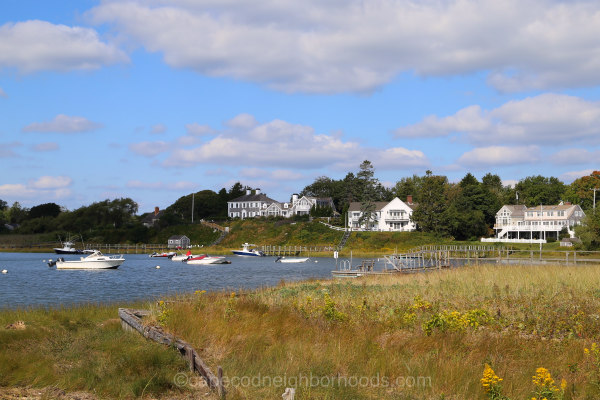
[499,205,527,217]
[168,235,189,240]
[228,193,278,203]
[347,201,392,212]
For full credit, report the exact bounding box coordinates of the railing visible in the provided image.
[318,221,347,231]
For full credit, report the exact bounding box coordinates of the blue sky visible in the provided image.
[2,0,599,212]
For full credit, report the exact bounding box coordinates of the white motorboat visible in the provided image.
[186,254,231,265]
[49,251,125,269]
[54,239,83,254]
[171,250,192,262]
[149,251,177,258]
[275,256,310,263]
[232,243,265,257]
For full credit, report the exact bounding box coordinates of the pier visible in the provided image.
[333,245,600,278]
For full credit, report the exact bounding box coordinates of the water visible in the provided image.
[0,252,352,309]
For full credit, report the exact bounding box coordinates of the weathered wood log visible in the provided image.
[118,308,226,399]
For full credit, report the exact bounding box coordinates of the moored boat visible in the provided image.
[186,254,231,265]
[149,251,177,258]
[49,251,125,270]
[232,243,265,257]
[171,250,192,262]
[54,239,83,254]
[275,256,310,263]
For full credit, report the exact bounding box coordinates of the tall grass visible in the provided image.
[160,264,600,399]
[0,303,196,398]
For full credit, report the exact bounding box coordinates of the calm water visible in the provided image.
[0,252,355,309]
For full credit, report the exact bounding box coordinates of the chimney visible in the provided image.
[407,195,413,205]
[292,194,298,203]
[154,206,159,216]
[565,202,571,205]
[246,189,251,195]
[255,188,261,195]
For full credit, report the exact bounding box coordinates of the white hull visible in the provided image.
[276,257,310,263]
[56,260,123,269]
[171,255,191,262]
[54,251,124,269]
[232,243,264,257]
[187,256,229,265]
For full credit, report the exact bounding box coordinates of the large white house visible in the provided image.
[347,197,416,232]
[227,189,335,219]
[486,202,585,243]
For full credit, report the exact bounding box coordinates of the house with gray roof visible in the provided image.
[484,202,585,243]
[227,189,337,219]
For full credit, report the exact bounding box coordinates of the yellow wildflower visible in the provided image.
[481,364,503,393]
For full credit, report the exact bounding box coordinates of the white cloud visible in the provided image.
[22,114,103,133]
[32,142,59,152]
[0,176,73,200]
[162,116,429,171]
[560,169,597,183]
[126,180,196,191]
[30,175,72,189]
[225,113,258,130]
[458,145,539,167]
[502,179,518,188]
[395,94,600,145]
[550,149,600,165]
[0,184,35,198]
[185,123,214,136]
[150,124,167,134]
[90,0,600,93]
[271,169,304,180]
[129,141,170,156]
[0,20,127,73]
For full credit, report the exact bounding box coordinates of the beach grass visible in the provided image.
[0,303,197,399]
[4,264,600,399]
[158,264,600,399]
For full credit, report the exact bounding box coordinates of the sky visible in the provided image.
[1,0,600,213]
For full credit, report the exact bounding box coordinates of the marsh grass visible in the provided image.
[0,303,193,398]
[160,264,600,399]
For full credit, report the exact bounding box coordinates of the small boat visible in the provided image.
[275,256,310,263]
[54,239,83,254]
[232,243,265,257]
[186,254,231,265]
[48,251,125,269]
[171,250,192,262]
[149,251,177,258]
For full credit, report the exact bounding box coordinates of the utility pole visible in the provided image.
[191,192,195,223]
[592,187,598,211]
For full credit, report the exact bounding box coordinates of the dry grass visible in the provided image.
[159,264,600,399]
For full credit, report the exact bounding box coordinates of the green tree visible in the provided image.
[357,160,379,228]
[7,202,28,224]
[564,171,600,211]
[410,171,451,235]
[393,175,424,204]
[576,210,600,250]
[29,202,61,219]
[514,175,566,207]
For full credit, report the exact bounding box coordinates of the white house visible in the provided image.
[347,197,416,232]
[485,202,585,243]
[227,188,279,219]
[227,189,336,219]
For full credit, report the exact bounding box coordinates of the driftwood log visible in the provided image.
[118,308,226,398]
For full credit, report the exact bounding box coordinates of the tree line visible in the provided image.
[1,166,599,245]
